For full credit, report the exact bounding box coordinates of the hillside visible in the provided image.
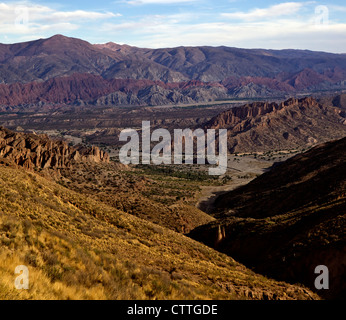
[189,137,346,299]
[0,163,319,300]
[0,126,214,234]
[57,161,217,234]
[204,96,346,153]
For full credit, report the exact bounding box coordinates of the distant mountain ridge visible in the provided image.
[1,35,346,107]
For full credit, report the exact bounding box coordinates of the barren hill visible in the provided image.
[189,137,346,299]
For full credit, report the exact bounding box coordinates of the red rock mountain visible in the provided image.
[0,73,226,108]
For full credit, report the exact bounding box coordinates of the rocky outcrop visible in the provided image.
[204,97,346,152]
[0,127,109,170]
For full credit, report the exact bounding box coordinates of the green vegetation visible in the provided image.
[135,164,219,182]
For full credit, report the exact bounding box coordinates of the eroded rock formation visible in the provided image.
[0,127,109,170]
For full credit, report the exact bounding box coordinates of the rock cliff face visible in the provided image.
[204,97,346,152]
[0,127,109,170]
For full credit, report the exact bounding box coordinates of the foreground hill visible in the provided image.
[0,163,318,300]
[204,96,346,153]
[1,35,346,107]
[189,137,346,299]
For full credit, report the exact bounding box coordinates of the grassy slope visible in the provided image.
[0,164,318,300]
[57,162,216,234]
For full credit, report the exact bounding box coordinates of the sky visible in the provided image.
[1,0,346,52]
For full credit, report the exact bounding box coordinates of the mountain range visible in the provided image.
[1,35,346,108]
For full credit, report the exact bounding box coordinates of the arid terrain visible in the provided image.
[0,126,320,300]
[0,35,345,301]
[0,97,344,300]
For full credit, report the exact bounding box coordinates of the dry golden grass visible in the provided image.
[57,162,216,233]
[0,165,319,300]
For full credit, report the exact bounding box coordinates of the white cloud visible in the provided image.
[221,2,304,21]
[99,10,346,53]
[329,5,346,13]
[0,1,120,42]
[0,3,119,22]
[49,10,120,22]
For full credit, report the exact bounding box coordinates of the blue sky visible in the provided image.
[1,0,346,52]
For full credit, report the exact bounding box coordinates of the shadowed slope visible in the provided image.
[189,138,346,299]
